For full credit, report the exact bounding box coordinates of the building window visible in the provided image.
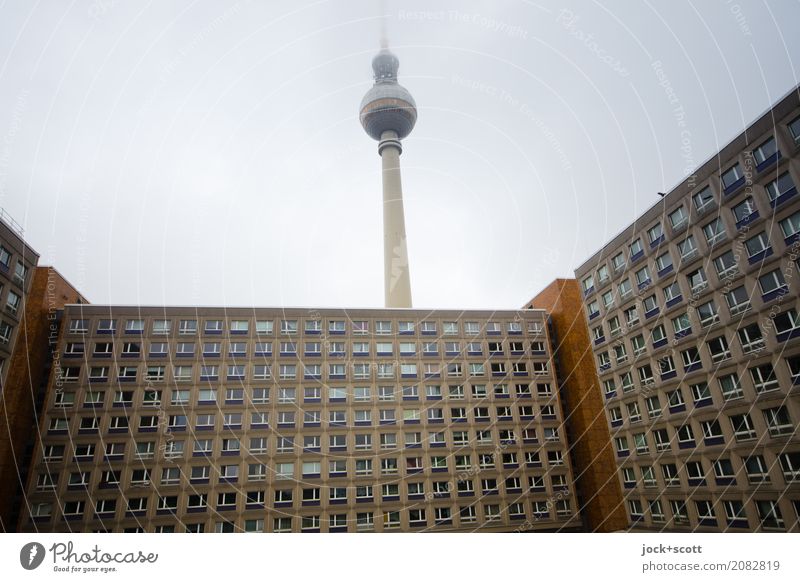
[758,269,787,296]
[678,235,698,260]
[756,500,784,530]
[779,211,800,239]
[440,321,458,335]
[5,290,21,314]
[663,281,681,302]
[744,455,770,483]
[690,382,711,405]
[706,335,731,363]
[692,186,714,212]
[462,321,478,335]
[383,511,401,529]
[666,388,684,409]
[677,459,704,488]
[778,452,800,483]
[676,424,694,446]
[255,320,273,335]
[713,250,738,279]
[279,320,297,335]
[618,278,633,299]
[775,309,800,337]
[592,327,604,345]
[700,420,722,441]
[744,231,770,257]
[69,319,89,334]
[713,458,736,481]
[375,320,392,335]
[623,306,639,328]
[655,252,673,272]
[787,355,800,383]
[732,196,757,224]
[703,218,725,246]
[696,299,718,326]
[789,115,800,144]
[695,500,716,523]
[669,499,688,524]
[763,406,793,437]
[669,205,689,228]
[731,413,757,441]
[686,267,707,295]
[612,252,625,271]
[628,500,644,521]
[423,341,438,355]
[644,395,661,418]
[649,500,665,522]
[659,355,676,376]
[151,319,171,335]
[0,245,11,270]
[718,373,742,401]
[752,136,777,164]
[617,371,632,392]
[252,387,269,404]
[680,346,701,369]
[721,163,743,190]
[635,266,651,286]
[647,222,663,244]
[725,285,751,315]
[629,239,643,258]
[633,432,648,454]
[671,312,690,334]
[650,324,666,345]
[643,294,658,314]
[765,172,795,203]
[750,362,780,394]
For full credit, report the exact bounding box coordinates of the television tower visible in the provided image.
[359,47,417,308]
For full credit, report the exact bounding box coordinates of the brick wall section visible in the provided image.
[0,266,85,531]
[526,279,629,532]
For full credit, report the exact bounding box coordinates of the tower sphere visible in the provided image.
[359,49,417,141]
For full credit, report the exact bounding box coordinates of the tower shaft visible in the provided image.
[379,130,412,308]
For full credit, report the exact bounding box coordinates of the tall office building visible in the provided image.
[19,306,581,532]
[573,87,800,531]
[0,211,86,531]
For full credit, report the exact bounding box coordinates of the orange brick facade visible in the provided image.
[527,279,628,532]
[0,266,86,531]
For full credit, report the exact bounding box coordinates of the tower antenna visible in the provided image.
[379,0,388,48]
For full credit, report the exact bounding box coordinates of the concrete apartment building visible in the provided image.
[19,305,581,533]
[573,87,800,532]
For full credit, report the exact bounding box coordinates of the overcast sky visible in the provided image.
[1,0,798,309]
